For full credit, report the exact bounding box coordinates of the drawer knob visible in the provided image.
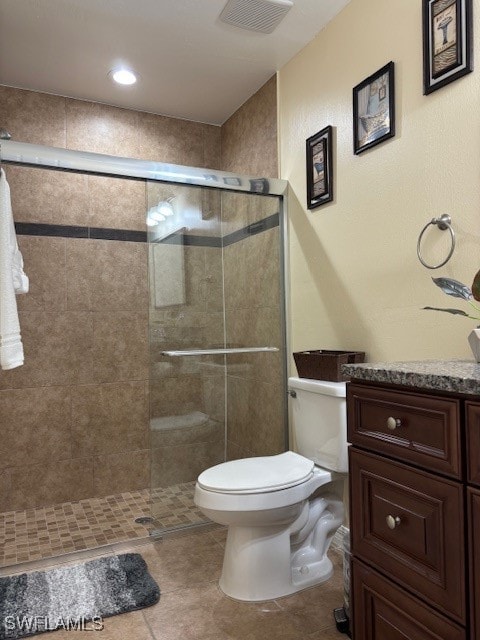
[386,416,402,431]
[386,515,401,530]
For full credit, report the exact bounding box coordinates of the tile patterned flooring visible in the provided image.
[0,482,208,567]
[3,527,346,640]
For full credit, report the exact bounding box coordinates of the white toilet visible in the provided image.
[194,376,348,602]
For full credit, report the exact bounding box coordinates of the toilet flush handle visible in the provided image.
[288,390,297,398]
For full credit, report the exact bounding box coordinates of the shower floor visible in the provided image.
[0,481,207,568]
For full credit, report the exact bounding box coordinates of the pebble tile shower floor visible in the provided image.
[0,482,207,567]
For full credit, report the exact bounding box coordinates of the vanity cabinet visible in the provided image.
[347,380,480,640]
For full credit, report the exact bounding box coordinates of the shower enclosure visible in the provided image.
[146,181,288,531]
[0,138,288,566]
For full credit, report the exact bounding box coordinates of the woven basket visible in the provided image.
[293,350,365,382]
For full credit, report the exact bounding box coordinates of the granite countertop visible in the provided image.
[342,360,480,396]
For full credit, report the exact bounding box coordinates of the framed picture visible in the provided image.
[306,125,333,209]
[353,62,395,155]
[423,0,473,95]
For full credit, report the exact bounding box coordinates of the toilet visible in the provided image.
[194,376,348,602]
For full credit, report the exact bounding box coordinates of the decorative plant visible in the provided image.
[424,274,480,324]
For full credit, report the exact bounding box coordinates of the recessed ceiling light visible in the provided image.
[109,68,138,86]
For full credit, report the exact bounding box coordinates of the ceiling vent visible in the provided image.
[219,0,293,34]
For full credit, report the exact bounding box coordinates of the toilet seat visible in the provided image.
[197,451,314,494]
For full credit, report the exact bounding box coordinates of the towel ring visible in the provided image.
[417,214,455,269]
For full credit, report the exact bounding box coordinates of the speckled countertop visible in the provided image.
[342,360,480,396]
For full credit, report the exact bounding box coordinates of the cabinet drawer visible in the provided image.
[468,488,480,640]
[347,383,462,478]
[352,559,466,640]
[467,402,480,486]
[349,448,466,623]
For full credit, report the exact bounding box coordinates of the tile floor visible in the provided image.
[0,482,207,567]
[4,526,346,640]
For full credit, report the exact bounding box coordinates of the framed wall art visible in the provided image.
[423,0,473,94]
[306,125,333,209]
[353,62,395,155]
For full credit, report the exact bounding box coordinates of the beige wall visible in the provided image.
[279,0,480,363]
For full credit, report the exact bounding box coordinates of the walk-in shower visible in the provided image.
[0,138,288,568]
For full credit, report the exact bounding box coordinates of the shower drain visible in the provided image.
[134,516,154,525]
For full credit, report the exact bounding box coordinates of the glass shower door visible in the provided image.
[146,180,287,534]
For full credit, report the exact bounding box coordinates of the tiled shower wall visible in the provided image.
[0,74,281,514]
[0,85,221,512]
[221,76,286,460]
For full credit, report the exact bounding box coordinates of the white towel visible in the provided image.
[0,168,28,370]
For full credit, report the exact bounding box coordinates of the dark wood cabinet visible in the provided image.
[350,448,465,622]
[352,558,465,640]
[469,488,480,640]
[348,381,475,640]
[467,403,480,487]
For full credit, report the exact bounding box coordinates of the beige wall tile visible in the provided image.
[0,86,66,147]
[226,440,254,461]
[227,376,285,456]
[221,191,249,235]
[204,247,223,313]
[151,439,223,487]
[92,312,148,383]
[203,124,222,170]
[202,374,226,423]
[0,470,12,512]
[8,458,94,511]
[88,175,147,230]
[221,75,278,177]
[71,382,149,457]
[66,99,141,158]
[0,311,93,389]
[247,193,281,226]
[137,112,205,165]
[66,239,148,312]
[150,374,203,418]
[7,166,89,226]
[226,376,250,453]
[151,416,223,448]
[223,241,247,310]
[0,387,72,468]
[93,450,150,496]
[243,229,280,309]
[225,306,282,349]
[16,236,66,312]
[250,381,285,456]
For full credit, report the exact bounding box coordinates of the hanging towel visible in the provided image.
[0,168,28,370]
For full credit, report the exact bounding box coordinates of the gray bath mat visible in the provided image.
[0,553,160,639]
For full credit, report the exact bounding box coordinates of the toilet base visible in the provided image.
[219,493,343,602]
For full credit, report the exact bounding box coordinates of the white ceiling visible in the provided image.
[0,0,349,125]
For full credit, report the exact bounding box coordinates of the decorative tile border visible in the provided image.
[15,212,280,247]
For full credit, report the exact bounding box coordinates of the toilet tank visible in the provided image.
[288,376,348,473]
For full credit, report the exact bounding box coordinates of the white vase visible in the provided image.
[468,329,480,362]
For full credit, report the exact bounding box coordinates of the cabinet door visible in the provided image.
[467,402,480,486]
[352,559,466,640]
[349,448,466,623]
[468,487,480,640]
[347,383,462,478]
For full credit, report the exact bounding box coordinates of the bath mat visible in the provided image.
[0,553,160,639]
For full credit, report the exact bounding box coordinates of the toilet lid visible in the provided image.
[197,451,314,494]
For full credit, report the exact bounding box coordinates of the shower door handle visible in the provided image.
[161,347,279,356]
